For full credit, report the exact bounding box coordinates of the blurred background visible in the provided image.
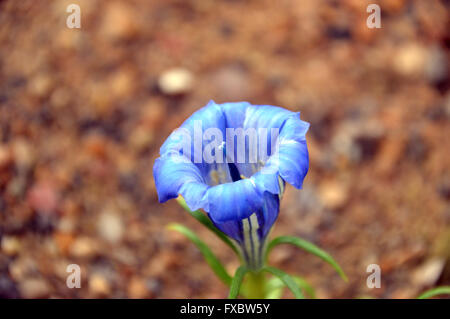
[0,0,449,298]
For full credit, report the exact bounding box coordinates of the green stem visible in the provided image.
[245,271,266,299]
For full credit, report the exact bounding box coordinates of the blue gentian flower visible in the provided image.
[153,101,309,269]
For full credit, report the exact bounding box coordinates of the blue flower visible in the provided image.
[153,101,309,269]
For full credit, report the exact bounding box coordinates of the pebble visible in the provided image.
[412,258,445,287]
[69,237,98,259]
[19,278,50,299]
[97,210,124,243]
[27,182,59,214]
[109,68,135,99]
[142,101,166,130]
[318,181,348,210]
[53,232,75,255]
[89,273,111,297]
[158,68,193,95]
[28,74,53,98]
[424,45,448,84]
[1,236,22,256]
[50,88,71,109]
[129,125,154,153]
[9,257,38,282]
[392,43,427,78]
[101,2,138,41]
[127,277,148,298]
[12,139,35,170]
[0,145,12,169]
[332,121,384,163]
[211,65,250,100]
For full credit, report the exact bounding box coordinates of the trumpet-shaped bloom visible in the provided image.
[153,101,309,268]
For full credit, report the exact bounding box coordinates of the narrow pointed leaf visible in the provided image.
[263,266,304,299]
[266,276,315,299]
[417,286,450,299]
[266,236,348,282]
[176,197,240,256]
[228,266,248,299]
[167,223,232,286]
[293,276,316,299]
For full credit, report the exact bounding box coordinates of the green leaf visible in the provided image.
[167,223,232,286]
[176,197,241,256]
[264,277,284,299]
[417,286,450,299]
[228,266,248,299]
[266,276,316,299]
[265,287,284,299]
[266,236,348,282]
[263,266,304,299]
[293,276,316,298]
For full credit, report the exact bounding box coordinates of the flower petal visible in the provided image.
[223,104,300,179]
[153,154,209,210]
[220,101,251,129]
[210,191,279,242]
[267,138,309,189]
[278,114,310,142]
[206,178,263,222]
[160,100,226,158]
[210,191,280,268]
[160,100,232,186]
[256,191,280,238]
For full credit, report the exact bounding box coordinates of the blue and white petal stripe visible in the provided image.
[153,101,309,269]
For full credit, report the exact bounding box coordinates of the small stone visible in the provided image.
[28,74,53,98]
[101,2,138,41]
[19,278,50,299]
[97,210,124,243]
[146,279,162,297]
[382,0,407,13]
[53,232,75,255]
[412,258,445,287]
[211,65,250,100]
[112,247,137,266]
[50,88,71,109]
[89,274,111,297]
[83,133,107,159]
[332,120,384,163]
[142,101,166,130]
[57,217,76,233]
[158,68,193,95]
[55,28,83,50]
[424,45,448,84]
[0,145,12,169]
[318,181,348,210]
[1,236,21,256]
[89,83,113,115]
[69,237,98,258]
[109,68,135,98]
[12,139,35,169]
[129,125,154,153]
[143,251,180,277]
[9,257,38,282]
[127,277,148,298]
[392,43,427,78]
[27,182,59,214]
